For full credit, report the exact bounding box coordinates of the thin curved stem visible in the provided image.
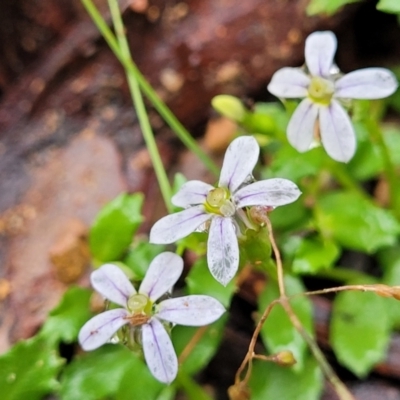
[108,0,173,212]
[81,0,219,177]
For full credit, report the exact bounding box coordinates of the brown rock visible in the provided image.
[0,129,127,351]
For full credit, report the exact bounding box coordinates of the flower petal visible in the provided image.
[287,98,319,152]
[172,180,214,208]
[234,178,301,208]
[267,67,310,98]
[150,206,212,244]
[305,31,337,77]
[91,264,136,307]
[335,68,398,99]
[142,318,178,384]
[78,309,129,351]
[319,100,356,162]
[139,252,183,302]
[218,136,259,193]
[207,216,239,286]
[156,295,225,326]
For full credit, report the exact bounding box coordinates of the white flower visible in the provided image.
[149,136,301,286]
[78,252,225,384]
[267,31,398,163]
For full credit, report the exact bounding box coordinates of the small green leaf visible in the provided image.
[0,336,63,400]
[316,191,400,253]
[306,0,361,16]
[60,345,137,400]
[292,237,340,274]
[330,287,392,377]
[186,257,235,308]
[124,240,165,280]
[172,316,227,375]
[259,275,314,370]
[249,356,323,400]
[377,0,400,13]
[116,354,165,400]
[89,193,144,262]
[40,286,92,344]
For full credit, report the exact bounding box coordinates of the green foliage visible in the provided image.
[60,345,141,400]
[330,286,392,377]
[116,355,166,400]
[258,276,314,370]
[307,0,361,16]
[124,240,166,280]
[172,316,227,375]
[292,237,340,274]
[377,0,400,13]
[316,191,400,252]
[40,286,92,344]
[89,193,144,263]
[186,257,236,308]
[249,356,323,400]
[0,336,64,400]
[379,246,400,328]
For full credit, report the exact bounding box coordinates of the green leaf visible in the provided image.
[0,336,63,400]
[292,237,340,274]
[347,123,383,181]
[249,356,323,400]
[116,354,165,400]
[124,240,165,280]
[307,0,361,15]
[172,316,227,375]
[60,345,137,400]
[378,246,400,329]
[89,193,144,263]
[377,0,400,13]
[268,199,311,232]
[176,370,213,400]
[40,286,92,344]
[264,145,324,182]
[330,287,392,377]
[186,257,236,308]
[316,191,400,253]
[383,126,400,166]
[259,275,314,370]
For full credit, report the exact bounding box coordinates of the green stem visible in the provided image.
[108,0,172,212]
[81,0,219,177]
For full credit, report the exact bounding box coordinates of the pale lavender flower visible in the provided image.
[78,252,225,384]
[268,31,398,162]
[150,136,301,286]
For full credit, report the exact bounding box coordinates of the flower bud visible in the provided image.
[212,95,247,122]
[274,350,296,366]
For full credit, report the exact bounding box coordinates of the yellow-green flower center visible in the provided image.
[205,187,235,217]
[307,76,334,105]
[127,293,152,314]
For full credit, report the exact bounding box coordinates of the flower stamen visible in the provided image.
[307,76,334,105]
